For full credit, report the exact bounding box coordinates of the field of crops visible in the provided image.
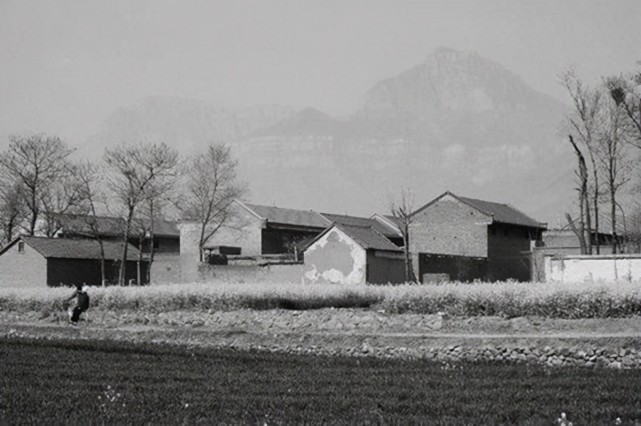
[2,337,640,424]
[1,280,640,318]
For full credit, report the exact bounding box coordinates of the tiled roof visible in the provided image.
[414,192,545,229]
[18,236,142,261]
[242,202,331,229]
[380,215,404,230]
[141,218,180,237]
[54,214,125,237]
[334,224,401,252]
[322,213,402,238]
[457,195,545,229]
[53,213,179,238]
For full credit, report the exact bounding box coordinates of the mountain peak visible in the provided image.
[356,48,558,118]
[253,106,343,137]
[429,46,478,59]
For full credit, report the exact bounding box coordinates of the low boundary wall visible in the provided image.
[151,254,304,284]
[545,254,641,282]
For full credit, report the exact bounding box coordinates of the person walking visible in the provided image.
[66,284,90,324]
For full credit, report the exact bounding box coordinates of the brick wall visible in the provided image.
[180,204,263,258]
[410,195,490,258]
[0,241,47,288]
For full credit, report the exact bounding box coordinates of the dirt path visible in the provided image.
[2,309,640,359]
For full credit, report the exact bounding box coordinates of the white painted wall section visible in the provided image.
[545,254,641,282]
[303,227,367,285]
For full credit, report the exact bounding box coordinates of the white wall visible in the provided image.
[303,227,367,285]
[545,254,641,282]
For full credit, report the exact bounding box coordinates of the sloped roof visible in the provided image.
[4,236,142,261]
[338,225,401,251]
[414,191,545,229]
[137,218,180,237]
[242,202,331,228]
[378,214,404,231]
[306,224,401,252]
[53,213,179,238]
[457,195,545,229]
[53,213,125,237]
[322,213,402,238]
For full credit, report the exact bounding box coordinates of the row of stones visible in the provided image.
[243,342,641,369]
[420,344,641,369]
[4,325,640,369]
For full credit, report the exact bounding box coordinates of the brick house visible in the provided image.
[181,200,332,259]
[180,200,406,261]
[303,223,405,285]
[410,191,546,282]
[0,236,148,287]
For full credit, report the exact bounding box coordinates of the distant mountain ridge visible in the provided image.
[83,48,574,223]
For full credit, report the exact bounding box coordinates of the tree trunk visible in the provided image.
[566,213,586,254]
[146,200,155,284]
[584,183,592,254]
[137,234,143,285]
[592,183,600,254]
[568,135,590,254]
[611,190,618,254]
[119,209,134,286]
[198,221,207,263]
[98,238,106,286]
[403,222,412,282]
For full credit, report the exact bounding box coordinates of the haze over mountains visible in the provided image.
[83,47,574,224]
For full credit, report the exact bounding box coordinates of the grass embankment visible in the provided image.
[1,280,640,318]
[1,337,640,425]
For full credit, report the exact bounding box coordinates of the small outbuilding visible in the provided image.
[0,236,148,288]
[302,224,405,285]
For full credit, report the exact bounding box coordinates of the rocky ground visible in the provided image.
[1,308,640,369]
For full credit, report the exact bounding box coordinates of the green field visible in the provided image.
[1,337,640,425]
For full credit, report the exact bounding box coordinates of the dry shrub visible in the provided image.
[0,280,639,318]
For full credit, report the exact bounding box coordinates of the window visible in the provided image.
[153,240,160,249]
[18,241,24,253]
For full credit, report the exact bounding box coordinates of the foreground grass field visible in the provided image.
[1,337,640,424]
[1,280,641,318]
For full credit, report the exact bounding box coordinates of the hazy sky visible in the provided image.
[1,0,639,147]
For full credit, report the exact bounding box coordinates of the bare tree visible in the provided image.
[0,134,74,235]
[39,164,88,237]
[606,67,641,148]
[566,135,589,254]
[130,215,151,286]
[104,142,179,285]
[0,180,25,245]
[596,95,634,253]
[184,144,246,262]
[141,164,180,283]
[561,69,602,253]
[75,161,110,285]
[390,187,415,282]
